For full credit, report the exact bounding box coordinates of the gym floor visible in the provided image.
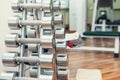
[68,38,120,80]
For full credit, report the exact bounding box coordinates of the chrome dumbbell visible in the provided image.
[30,50,55,67]
[2,52,40,67]
[56,40,66,52]
[57,54,68,66]
[5,34,53,47]
[12,0,60,12]
[53,13,63,25]
[52,0,60,11]
[57,67,69,80]
[0,72,37,80]
[8,16,52,30]
[2,53,54,67]
[28,44,54,53]
[55,27,65,39]
[12,0,51,12]
[56,39,66,48]
[30,66,54,77]
[30,50,54,63]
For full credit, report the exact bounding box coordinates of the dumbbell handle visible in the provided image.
[17,38,41,44]
[19,20,51,26]
[15,57,40,64]
[19,3,49,9]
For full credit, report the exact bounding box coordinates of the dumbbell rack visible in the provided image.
[0,0,68,80]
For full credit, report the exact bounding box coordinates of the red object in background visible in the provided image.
[68,42,73,47]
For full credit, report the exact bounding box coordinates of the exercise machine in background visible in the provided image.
[68,0,120,58]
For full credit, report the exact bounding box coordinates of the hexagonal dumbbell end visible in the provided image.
[5,34,20,47]
[8,17,21,30]
[0,72,17,80]
[2,53,18,67]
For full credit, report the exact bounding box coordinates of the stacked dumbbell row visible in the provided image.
[4,0,55,79]
[55,27,69,80]
[0,0,63,80]
[54,6,69,80]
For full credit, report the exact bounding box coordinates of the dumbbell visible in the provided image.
[53,14,63,25]
[56,39,66,48]
[52,0,60,11]
[8,16,52,30]
[2,52,40,66]
[55,27,65,39]
[12,0,60,12]
[0,72,37,80]
[28,43,54,52]
[2,52,54,67]
[57,54,68,66]
[30,66,54,77]
[30,51,54,63]
[57,66,69,80]
[5,34,53,47]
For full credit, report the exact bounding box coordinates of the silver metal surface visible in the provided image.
[5,34,53,47]
[2,53,18,67]
[0,72,38,80]
[57,66,68,79]
[0,72,16,80]
[8,16,52,30]
[2,53,54,65]
[27,29,36,38]
[28,44,38,51]
[5,34,20,47]
[8,17,21,30]
[53,14,63,25]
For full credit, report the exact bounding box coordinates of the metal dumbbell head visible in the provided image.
[30,66,38,77]
[2,53,18,67]
[57,54,68,66]
[0,72,17,80]
[30,52,56,64]
[57,54,67,61]
[53,14,63,25]
[12,3,23,13]
[27,29,36,38]
[0,72,38,80]
[57,67,69,79]
[52,0,60,11]
[5,33,20,47]
[30,66,54,77]
[8,17,21,30]
[28,44,38,51]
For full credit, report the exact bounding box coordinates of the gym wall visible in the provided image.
[87,0,120,24]
[0,0,13,72]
